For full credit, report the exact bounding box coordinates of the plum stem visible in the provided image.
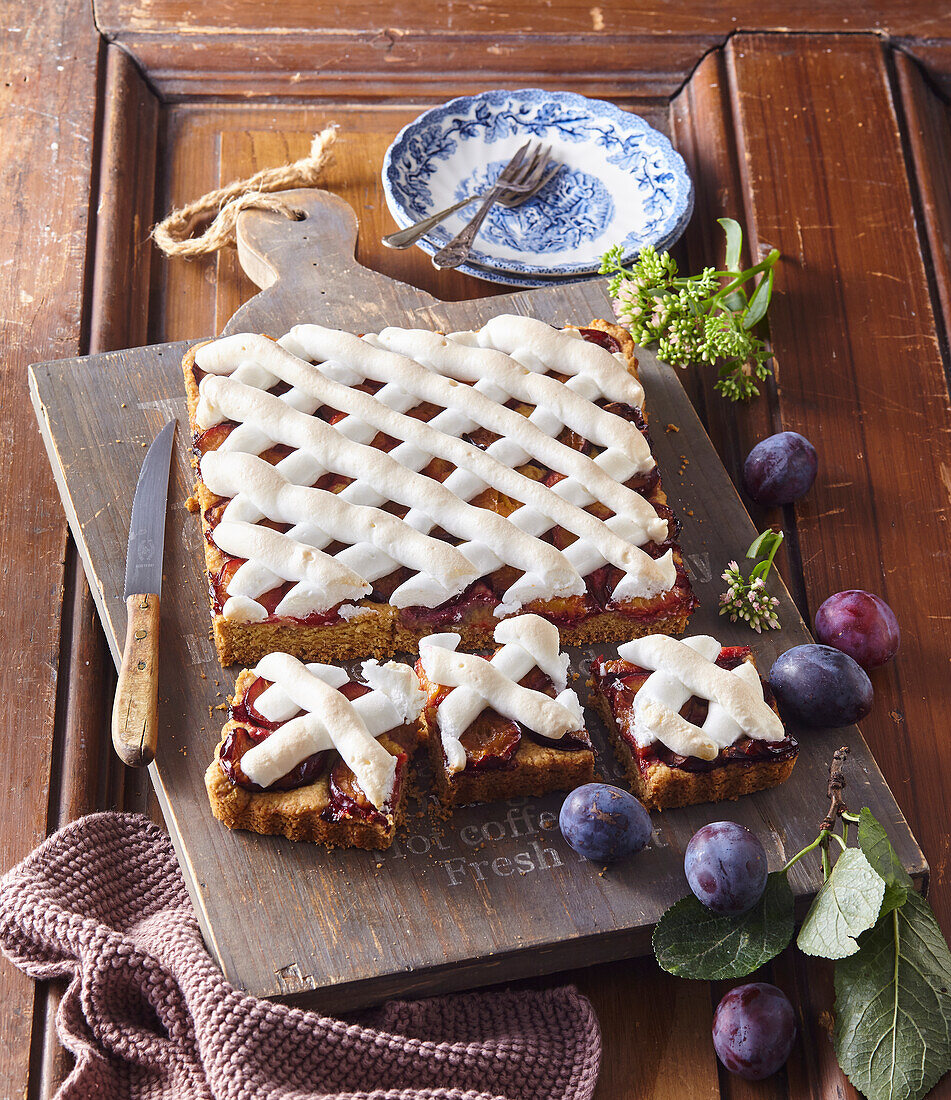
[782,749,853,876]
[815,747,851,879]
[820,746,851,833]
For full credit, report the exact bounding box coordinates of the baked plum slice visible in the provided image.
[210,557,245,613]
[324,742,407,825]
[578,327,622,354]
[229,675,274,729]
[194,421,237,455]
[219,725,330,793]
[460,710,521,770]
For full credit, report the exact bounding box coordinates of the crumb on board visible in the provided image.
[665,423,679,433]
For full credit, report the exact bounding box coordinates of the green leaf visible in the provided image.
[835,892,951,1100]
[878,881,911,921]
[653,871,794,980]
[798,848,886,959]
[859,808,914,892]
[718,217,743,272]
[743,267,774,330]
[746,529,777,560]
[858,808,913,919]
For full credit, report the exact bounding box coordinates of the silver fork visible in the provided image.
[382,165,560,250]
[430,142,560,270]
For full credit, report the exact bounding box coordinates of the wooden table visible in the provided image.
[4,3,951,1096]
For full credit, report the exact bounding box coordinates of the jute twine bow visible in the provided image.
[152,127,337,258]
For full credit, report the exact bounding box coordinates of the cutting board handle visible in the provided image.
[224,186,618,338]
[225,189,438,336]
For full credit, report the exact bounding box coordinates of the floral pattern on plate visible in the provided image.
[382,88,694,283]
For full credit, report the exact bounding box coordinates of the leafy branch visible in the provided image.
[600,218,780,401]
[652,751,951,1100]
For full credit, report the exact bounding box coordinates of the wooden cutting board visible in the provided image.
[29,189,926,1010]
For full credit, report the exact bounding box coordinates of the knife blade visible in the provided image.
[112,418,176,767]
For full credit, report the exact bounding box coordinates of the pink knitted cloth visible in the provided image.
[0,813,600,1100]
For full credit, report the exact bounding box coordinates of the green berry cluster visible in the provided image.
[599,220,779,401]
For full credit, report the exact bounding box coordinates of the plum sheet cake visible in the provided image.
[415,614,595,810]
[206,653,424,849]
[591,634,798,809]
[184,314,696,666]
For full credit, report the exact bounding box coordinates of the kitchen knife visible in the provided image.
[111,418,176,767]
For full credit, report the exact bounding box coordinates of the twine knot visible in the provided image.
[151,127,337,258]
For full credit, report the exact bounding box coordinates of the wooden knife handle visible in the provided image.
[111,593,160,767]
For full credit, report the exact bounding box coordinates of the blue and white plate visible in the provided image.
[382,88,693,285]
[442,262,608,289]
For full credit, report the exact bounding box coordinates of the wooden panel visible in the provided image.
[119,37,709,102]
[727,35,951,945]
[0,1,101,1096]
[670,50,778,484]
[30,198,925,1009]
[92,2,951,100]
[898,39,951,100]
[669,49,809,621]
[573,956,722,1100]
[895,50,951,353]
[90,48,160,355]
[32,47,163,1100]
[95,0,951,41]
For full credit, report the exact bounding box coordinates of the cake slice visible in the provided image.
[206,653,424,849]
[415,614,595,810]
[590,634,798,810]
[183,314,696,667]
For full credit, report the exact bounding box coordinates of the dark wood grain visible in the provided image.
[110,36,710,102]
[573,956,722,1100]
[727,34,951,940]
[32,50,163,1098]
[669,49,779,487]
[895,49,951,357]
[92,0,951,100]
[0,0,102,1095]
[29,193,925,1011]
[96,0,951,36]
